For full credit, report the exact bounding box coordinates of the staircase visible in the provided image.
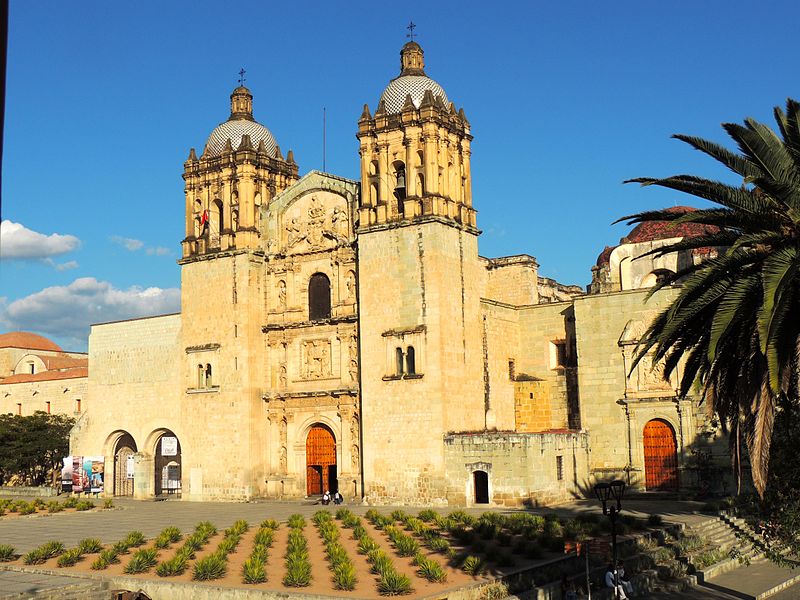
[685,514,764,580]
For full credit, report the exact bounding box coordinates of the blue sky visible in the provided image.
[2,1,798,351]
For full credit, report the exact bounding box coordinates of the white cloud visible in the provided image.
[146,246,171,256]
[0,277,181,349]
[110,235,144,251]
[43,258,80,271]
[0,220,81,259]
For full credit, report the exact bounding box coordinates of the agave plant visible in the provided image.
[622,98,800,496]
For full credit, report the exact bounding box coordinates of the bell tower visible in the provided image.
[182,85,299,258]
[356,42,475,229]
[356,40,484,505]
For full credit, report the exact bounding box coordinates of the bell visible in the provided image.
[395,171,406,190]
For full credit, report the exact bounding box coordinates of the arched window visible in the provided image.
[417,173,425,195]
[393,161,406,215]
[395,348,405,376]
[205,363,212,387]
[308,273,332,321]
[197,364,204,388]
[370,182,379,205]
[406,346,416,375]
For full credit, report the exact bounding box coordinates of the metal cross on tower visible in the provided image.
[238,68,246,86]
[406,21,417,41]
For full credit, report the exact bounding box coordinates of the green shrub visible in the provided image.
[17,503,36,515]
[156,554,188,577]
[98,548,120,565]
[369,549,393,576]
[359,536,380,554]
[0,545,15,562]
[193,552,227,580]
[57,548,84,567]
[23,541,64,564]
[287,514,306,529]
[390,510,409,522]
[124,548,158,574]
[123,531,146,548]
[75,500,95,511]
[102,498,114,509]
[462,555,485,575]
[353,524,367,539]
[254,528,274,547]
[694,548,727,569]
[415,554,447,582]
[378,569,413,595]
[283,554,312,586]
[77,538,103,554]
[260,518,279,530]
[229,519,249,535]
[154,526,182,549]
[648,514,664,526]
[428,536,451,553]
[418,509,437,522]
[62,497,78,509]
[242,557,267,584]
[674,534,704,555]
[46,500,64,513]
[286,529,308,554]
[333,561,357,590]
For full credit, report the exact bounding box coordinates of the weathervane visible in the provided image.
[238,68,246,86]
[406,21,417,41]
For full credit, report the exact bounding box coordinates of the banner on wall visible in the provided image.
[161,437,178,456]
[61,456,72,493]
[69,455,104,493]
[126,454,135,479]
[71,455,85,492]
[88,456,104,493]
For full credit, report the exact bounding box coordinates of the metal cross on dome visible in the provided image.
[238,68,246,86]
[406,21,417,41]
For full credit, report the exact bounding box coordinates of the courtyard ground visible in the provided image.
[0,496,797,599]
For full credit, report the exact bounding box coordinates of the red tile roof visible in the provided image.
[0,332,62,352]
[0,367,87,384]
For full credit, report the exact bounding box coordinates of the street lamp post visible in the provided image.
[594,479,626,599]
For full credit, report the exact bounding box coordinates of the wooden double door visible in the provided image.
[643,419,679,490]
[306,424,337,495]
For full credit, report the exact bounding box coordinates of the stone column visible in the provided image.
[132,452,153,500]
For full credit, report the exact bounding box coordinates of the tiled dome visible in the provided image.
[205,119,278,157]
[379,75,449,114]
[0,331,62,352]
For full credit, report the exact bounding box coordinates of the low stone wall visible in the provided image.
[444,430,590,507]
[0,486,59,498]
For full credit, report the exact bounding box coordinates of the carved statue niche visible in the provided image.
[279,363,287,388]
[277,279,287,309]
[279,446,287,472]
[351,444,359,472]
[332,205,349,236]
[344,271,356,299]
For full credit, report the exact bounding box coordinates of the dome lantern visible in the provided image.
[229,85,254,121]
[400,41,425,76]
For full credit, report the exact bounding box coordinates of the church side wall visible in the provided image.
[71,314,181,493]
[1,376,86,417]
[481,301,519,431]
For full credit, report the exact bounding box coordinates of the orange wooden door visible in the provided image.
[643,419,678,490]
[306,425,336,495]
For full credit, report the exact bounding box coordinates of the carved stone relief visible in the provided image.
[637,354,672,391]
[351,444,359,472]
[277,280,287,309]
[303,339,332,379]
[345,270,356,299]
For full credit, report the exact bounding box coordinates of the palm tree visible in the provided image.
[620,98,800,497]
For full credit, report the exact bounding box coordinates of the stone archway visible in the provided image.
[306,424,336,496]
[643,419,679,490]
[113,432,137,497]
[153,430,182,497]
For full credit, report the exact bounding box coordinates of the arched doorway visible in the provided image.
[643,419,679,490]
[154,431,182,497]
[473,470,489,504]
[113,433,137,497]
[306,424,336,496]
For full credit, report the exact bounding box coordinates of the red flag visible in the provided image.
[200,210,209,228]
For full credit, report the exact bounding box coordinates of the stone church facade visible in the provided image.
[67,41,727,505]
